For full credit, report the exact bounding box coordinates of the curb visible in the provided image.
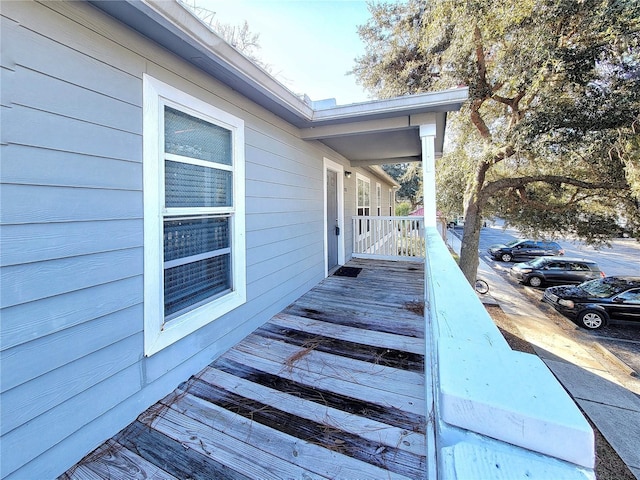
[592,342,637,378]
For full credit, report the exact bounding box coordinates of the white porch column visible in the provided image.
[420,124,437,227]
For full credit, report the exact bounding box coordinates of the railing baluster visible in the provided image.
[351,216,424,261]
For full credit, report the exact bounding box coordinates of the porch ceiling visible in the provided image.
[302,110,451,165]
[89,0,468,164]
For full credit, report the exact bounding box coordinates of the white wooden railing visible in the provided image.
[422,226,595,477]
[352,216,424,261]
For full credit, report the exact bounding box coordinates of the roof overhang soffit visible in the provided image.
[303,112,450,166]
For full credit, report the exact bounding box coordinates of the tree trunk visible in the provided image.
[459,199,483,284]
[458,159,490,284]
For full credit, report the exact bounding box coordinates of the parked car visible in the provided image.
[510,257,604,287]
[543,277,640,329]
[488,239,564,262]
[447,215,465,228]
[447,215,487,228]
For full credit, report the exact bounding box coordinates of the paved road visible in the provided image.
[476,222,640,277]
[454,224,640,374]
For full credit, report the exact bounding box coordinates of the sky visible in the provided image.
[192,0,375,105]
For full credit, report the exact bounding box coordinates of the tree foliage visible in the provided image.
[382,163,422,206]
[353,0,640,282]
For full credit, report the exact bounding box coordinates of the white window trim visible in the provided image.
[355,172,371,241]
[143,74,246,356]
[376,182,382,216]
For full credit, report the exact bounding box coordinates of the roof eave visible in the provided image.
[89,0,315,125]
[88,0,468,130]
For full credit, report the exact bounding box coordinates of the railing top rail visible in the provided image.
[351,215,424,221]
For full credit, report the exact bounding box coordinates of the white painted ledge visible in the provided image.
[424,227,595,475]
[441,441,594,480]
[439,343,595,468]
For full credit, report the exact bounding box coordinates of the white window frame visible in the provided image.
[356,173,371,240]
[376,182,382,216]
[143,74,246,356]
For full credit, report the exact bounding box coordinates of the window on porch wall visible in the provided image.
[143,74,246,356]
[356,174,370,237]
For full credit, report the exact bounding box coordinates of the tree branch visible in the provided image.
[514,189,607,213]
[482,175,622,198]
[470,99,491,139]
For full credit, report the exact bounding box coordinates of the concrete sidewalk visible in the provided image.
[446,230,640,479]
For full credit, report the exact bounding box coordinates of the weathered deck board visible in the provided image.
[194,365,426,456]
[63,439,179,480]
[255,322,424,371]
[222,344,425,416]
[234,335,425,394]
[61,260,427,480]
[212,357,425,432]
[270,313,425,355]
[162,392,413,480]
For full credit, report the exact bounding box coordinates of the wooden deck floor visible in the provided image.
[62,259,427,480]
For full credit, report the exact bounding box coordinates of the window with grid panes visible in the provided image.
[143,75,246,356]
[356,174,370,236]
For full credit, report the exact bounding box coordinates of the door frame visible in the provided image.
[323,157,345,276]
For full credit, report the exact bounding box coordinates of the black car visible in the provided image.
[543,277,640,329]
[510,257,604,287]
[488,239,564,262]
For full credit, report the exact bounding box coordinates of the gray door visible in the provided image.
[326,170,339,270]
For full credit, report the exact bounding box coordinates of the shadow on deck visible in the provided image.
[62,259,427,480]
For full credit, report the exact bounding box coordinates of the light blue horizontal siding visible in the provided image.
[0,15,142,107]
[246,211,321,231]
[1,247,142,308]
[247,237,324,286]
[247,248,323,301]
[1,333,142,435]
[245,143,321,182]
[245,177,322,200]
[1,304,142,392]
[246,129,323,176]
[245,220,319,249]
[246,159,320,188]
[1,105,141,160]
[1,362,143,479]
[1,65,142,133]
[0,184,142,224]
[0,220,141,266]
[1,144,142,190]
[245,196,322,215]
[0,276,142,351]
[247,231,322,268]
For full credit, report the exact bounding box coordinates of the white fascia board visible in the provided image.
[300,117,410,140]
[311,88,469,123]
